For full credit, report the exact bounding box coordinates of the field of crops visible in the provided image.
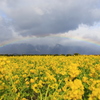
[0,55,100,100]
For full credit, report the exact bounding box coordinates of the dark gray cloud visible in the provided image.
[0,0,100,37]
[0,16,13,42]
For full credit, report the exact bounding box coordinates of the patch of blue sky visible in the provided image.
[0,10,7,18]
[0,10,13,23]
[93,22,100,27]
[88,21,100,30]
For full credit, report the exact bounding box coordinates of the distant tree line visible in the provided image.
[0,53,100,56]
[0,53,82,56]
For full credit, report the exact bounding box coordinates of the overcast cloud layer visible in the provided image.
[0,0,100,46]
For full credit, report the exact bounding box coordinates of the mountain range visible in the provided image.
[0,43,100,55]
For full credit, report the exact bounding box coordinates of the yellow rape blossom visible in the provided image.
[0,55,100,99]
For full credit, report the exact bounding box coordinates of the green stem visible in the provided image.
[44,85,50,100]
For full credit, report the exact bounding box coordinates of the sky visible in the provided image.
[0,0,100,48]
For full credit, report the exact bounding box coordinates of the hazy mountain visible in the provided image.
[0,43,100,55]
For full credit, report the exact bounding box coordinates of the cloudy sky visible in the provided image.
[0,0,100,47]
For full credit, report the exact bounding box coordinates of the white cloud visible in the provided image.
[59,22,100,43]
[34,7,44,15]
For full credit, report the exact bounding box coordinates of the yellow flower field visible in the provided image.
[0,55,100,100]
